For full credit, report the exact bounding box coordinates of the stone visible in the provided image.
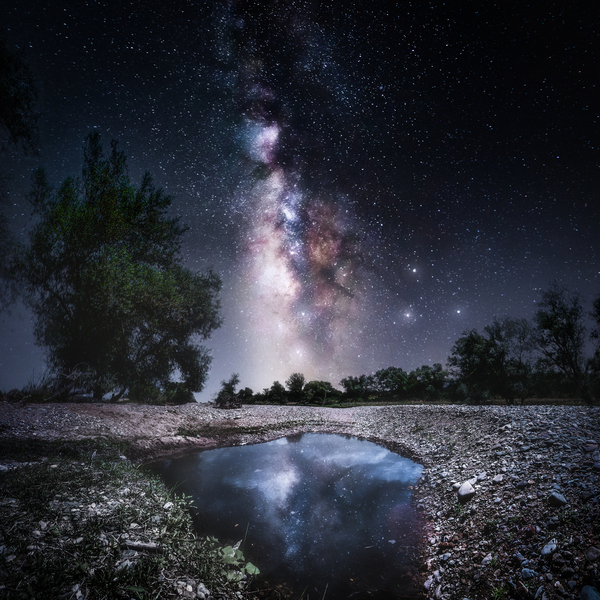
[585,547,600,562]
[492,474,504,484]
[522,568,538,580]
[541,540,557,556]
[548,492,567,507]
[580,586,600,600]
[534,586,544,599]
[517,581,533,598]
[197,583,210,600]
[457,480,476,503]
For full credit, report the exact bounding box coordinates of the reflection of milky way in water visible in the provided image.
[146,434,423,598]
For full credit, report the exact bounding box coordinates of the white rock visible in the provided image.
[457,480,476,503]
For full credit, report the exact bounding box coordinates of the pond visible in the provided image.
[145,433,423,599]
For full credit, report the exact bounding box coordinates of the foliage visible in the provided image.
[7,132,221,401]
[285,372,306,402]
[0,448,259,599]
[534,283,592,403]
[371,366,409,396]
[269,380,287,404]
[590,294,600,395]
[0,32,39,154]
[216,540,260,582]
[304,380,339,404]
[215,373,242,408]
[406,363,448,400]
[237,386,254,403]
[448,318,536,404]
[339,374,373,398]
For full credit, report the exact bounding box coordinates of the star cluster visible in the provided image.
[1,1,598,395]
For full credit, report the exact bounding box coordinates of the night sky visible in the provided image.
[1,1,599,398]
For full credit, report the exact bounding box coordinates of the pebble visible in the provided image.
[541,540,557,556]
[548,491,567,507]
[457,480,476,503]
[585,547,600,562]
[581,586,600,600]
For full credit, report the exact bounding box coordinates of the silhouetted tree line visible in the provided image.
[217,284,600,408]
[448,284,600,406]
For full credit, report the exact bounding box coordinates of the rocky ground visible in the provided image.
[1,401,599,600]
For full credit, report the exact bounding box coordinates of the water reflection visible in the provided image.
[146,433,423,598]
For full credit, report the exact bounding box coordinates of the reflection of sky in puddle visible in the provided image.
[147,433,423,597]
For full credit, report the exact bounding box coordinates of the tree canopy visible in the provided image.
[8,132,222,401]
[0,32,39,155]
[534,283,591,402]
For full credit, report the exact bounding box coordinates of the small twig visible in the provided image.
[123,540,162,553]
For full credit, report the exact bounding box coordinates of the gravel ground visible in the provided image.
[1,401,600,600]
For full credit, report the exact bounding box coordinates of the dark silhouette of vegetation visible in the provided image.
[0,33,40,309]
[533,284,593,404]
[448,317,536,405]
[215,284,599,408]
[448,286,599,405]
[4,132,221,402]
[215,373,242,408]
[0,32,39,155]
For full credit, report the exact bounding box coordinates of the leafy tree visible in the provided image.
[406,363,448,400]
[7,132,221,401]
[483,317,536,404]
[304,380,338,405]
[534,283,593,404]
[0,33,40,309]
[448,319,536,404]
[447,329,494,403]
[0,32,39,154]
[269,380,287,404]
[339,374,372,399]
[237,387,254,404]
[372,366,409,398]
[588,293,600,396]
[215,373,241,408]
[285,372,306,403]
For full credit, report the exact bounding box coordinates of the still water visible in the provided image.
[146,433,423,598]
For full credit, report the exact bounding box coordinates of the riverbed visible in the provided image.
[1,401,599,599]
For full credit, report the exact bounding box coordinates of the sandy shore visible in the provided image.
[1,401,599,599]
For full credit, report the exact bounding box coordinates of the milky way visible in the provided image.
[1,1,598,395]
[234,92,366,385]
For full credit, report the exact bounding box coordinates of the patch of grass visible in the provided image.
[491,584,507,600]
[0,449,260,599]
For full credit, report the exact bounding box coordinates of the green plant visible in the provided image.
[491,585,506,600]
[216,540,260,582]
[0,449,260,599]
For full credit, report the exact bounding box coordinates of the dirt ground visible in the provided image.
[2,401,600,600]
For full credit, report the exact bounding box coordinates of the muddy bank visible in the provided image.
[1,402,600,599]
